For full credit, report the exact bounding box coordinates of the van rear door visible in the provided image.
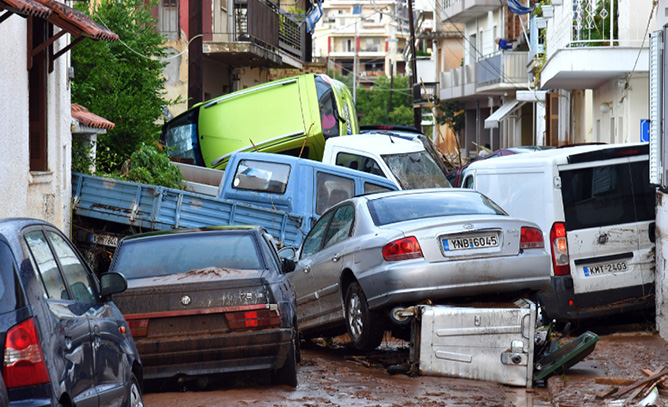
[558,150,655,297]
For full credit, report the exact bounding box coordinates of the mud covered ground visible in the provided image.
[143,318,667,407]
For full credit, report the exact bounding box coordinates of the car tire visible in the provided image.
[344,282,385,351]
[126,373,143,407]
[272,329,298,388]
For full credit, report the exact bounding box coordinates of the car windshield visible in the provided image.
[367,192,506,226]
[382,151,451,189]
[112,232,264,280]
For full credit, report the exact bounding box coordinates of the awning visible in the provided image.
[36,0,118,41]
[484,99,525,129]
[0,0,51,19]
[0,0,117,41]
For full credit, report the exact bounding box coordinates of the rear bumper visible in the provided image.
[137,327,293,379]
[361,250,551,310]
[538,276,655,322]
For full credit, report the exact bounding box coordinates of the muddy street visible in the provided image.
[143,321,668,407]
[143,335,552,407]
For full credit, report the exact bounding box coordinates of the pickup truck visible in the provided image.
[72,152,398,271]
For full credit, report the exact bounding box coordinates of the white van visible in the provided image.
[461,143,656,322]
[322,132,451,189]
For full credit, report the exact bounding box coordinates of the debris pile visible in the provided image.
[596,366,667,406]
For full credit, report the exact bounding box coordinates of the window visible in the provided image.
[25,230,69,300]
[315,76,341,138]
[163,0,177,6]
[364,182,393,194]
[315,173,354,215]
[113,233,265,280]
[233,160,291,193]
[367,191,506,226]
[301,211,335,258]
[560,160,655,232]
[382,151,450,189]
[29,18,49,171]
[46,231,96,303]
[162,108,200,165]
[323,205,354,248]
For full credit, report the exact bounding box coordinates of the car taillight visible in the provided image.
[127,319,149,337]
[3,318,50,389]
[225,308,281,330]
[550,222,571,276]
[382,236,423,261]
[520,227,544,249]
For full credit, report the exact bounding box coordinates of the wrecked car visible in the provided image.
[282,189,552,351]
[109,226,299,387]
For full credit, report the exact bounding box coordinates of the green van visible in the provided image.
[161,74,358,170]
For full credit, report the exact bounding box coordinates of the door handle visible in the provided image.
[332,254,340,262]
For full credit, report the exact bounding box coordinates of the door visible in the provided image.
[44,229,127,407]
[24,229,98,407]
[310,204,355,323]
[558,156,655,295]
[289,210,335,329]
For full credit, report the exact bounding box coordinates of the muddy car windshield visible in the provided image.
[113,233,264,280]
[367,192,506,226]
[382,151,450,189]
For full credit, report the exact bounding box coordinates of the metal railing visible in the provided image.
[154,0,305,61]
[414,82,438,104]
[477,51,529,87]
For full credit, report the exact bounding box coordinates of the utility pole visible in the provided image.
[388,63,393,113]
[353,17,359,105]
[188,0,203,108]
[407,0,421,131]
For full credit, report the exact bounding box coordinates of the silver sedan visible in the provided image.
[284,189,551,350]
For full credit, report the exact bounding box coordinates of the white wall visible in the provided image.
[592,74,649,144]
[0,16,72,233]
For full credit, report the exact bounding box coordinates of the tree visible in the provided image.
[340,75,414,127]
[71,0,171,174]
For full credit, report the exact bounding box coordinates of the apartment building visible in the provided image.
[312,0,410,85]
[438,0,532,159]
[535,0,654,145]
[156,0,315,118]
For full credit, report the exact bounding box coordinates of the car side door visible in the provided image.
[289,210,334,329]
[23,228,98,407]
[310,204,355,324]
[43,228,129,407]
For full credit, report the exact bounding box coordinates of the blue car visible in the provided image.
[0,218,142,406]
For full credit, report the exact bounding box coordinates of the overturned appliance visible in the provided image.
[397,300,599,387]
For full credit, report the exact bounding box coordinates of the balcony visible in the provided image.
[537,0,650,89]
[439,64,477,101]
[156,0,306,68]
[476,51,530,92]
[439,0,499,23]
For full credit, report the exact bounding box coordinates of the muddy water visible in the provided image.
[144,337,553,407]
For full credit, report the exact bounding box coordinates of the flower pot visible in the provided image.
[542,5,553,18]
[551,0,562,5]
[536,17,547,28]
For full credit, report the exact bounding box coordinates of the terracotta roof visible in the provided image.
[72,104,115,130]
[0,0,51,18]
[36,0,118,41]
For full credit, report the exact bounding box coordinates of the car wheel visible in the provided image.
[127,373,143,407]
[272,329,298,388]
[344,282,385,351]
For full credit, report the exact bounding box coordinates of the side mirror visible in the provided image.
[100,272,128,298]
[278,247,296,261]
[282,258,296,274]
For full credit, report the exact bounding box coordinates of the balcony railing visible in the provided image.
[477,51,529,87]
[413,82,438,104]
[546,0,646,52]
[154,0,305,61]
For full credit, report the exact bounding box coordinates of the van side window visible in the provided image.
[462,175,474,189]
[315,76,340,137]
[364,182,393,194]
[233,159,291,194]
[315,173,354,215]
[560,160,655,231]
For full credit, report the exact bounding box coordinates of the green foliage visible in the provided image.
[434,99,465,133]
[71,0,171,174]
[119,144,183,189]
[353,75,413,126]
